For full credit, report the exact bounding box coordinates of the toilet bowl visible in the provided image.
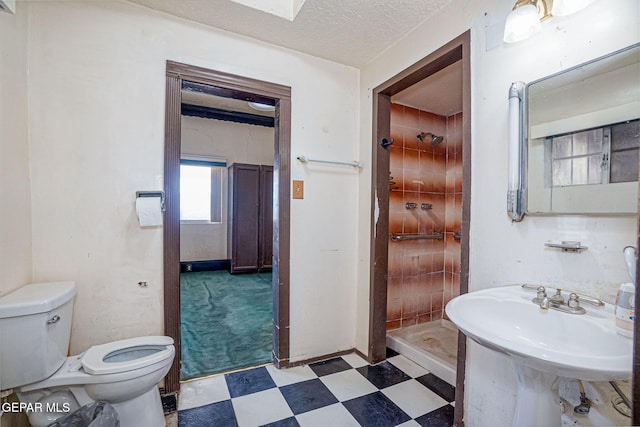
[0,282,175,427]
[18,336,175,427]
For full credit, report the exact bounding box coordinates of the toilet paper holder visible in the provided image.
[136,191,166,212]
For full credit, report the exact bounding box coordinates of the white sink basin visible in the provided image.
[445,285,633,427]
[445,284,632,381]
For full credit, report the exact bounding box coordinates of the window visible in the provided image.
[610,121,640,183]
[180,158,226,223]
[548,119,639,188]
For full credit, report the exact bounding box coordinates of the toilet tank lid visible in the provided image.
[0,281,76,318]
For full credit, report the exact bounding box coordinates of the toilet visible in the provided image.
[0,281,175,427]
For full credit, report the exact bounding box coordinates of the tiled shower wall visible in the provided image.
[386,103,462,331]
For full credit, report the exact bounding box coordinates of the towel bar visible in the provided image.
[297,155,362,168]
[390,233,444,242]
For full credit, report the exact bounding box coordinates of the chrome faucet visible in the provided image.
[549,288,565,305]
[533,286,551,310]
[522,285,603,315]
[539,296,550,310]
[532,286,548,306]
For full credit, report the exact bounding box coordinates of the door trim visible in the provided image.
[369,31,471,427]
[163,61,292,393]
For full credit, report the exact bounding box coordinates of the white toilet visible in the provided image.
[0,281,175,427]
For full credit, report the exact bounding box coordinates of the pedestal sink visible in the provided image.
[445,285,633,427]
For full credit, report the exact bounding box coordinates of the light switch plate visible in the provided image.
[292,180,304,199]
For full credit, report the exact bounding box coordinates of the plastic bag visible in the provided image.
[46,401,119,427]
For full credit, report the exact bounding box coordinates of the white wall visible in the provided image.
[180,116,274,262]
[27,0,359,361]
[357,1,639,425]
[1,4,32,426]
[0,0,31,296]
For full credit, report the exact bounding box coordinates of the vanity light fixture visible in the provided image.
[503,0,597,43]
[507,81,526,222]
[503,0,550,43]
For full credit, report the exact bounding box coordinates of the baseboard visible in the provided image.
[180,260,230,273]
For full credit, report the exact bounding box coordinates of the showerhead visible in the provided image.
[417,132,444,146]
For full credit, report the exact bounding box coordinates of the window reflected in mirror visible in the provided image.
[548,119,639,188]
[611,120,640,183]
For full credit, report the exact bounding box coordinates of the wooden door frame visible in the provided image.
[163,61,292,394]
[634,167,640,425]
[369,31,471,427]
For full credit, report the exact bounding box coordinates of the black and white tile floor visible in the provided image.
[178,349,455,427]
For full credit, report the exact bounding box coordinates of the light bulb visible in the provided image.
[503,4,541,43]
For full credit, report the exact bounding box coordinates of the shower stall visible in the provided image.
[385,102,463,385]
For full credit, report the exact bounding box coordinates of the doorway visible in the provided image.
[179,91,275,380]
[163,61,292,394]
[369,32,471,427]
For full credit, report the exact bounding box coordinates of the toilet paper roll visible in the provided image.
[136,196,163,227]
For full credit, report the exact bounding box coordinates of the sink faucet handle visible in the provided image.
[555,288,605,307]
[532,286,549,308]
[568,293,580,308]
[566,293,587,314]
[522,285,552,307]
[536,286,547,299]
[572,292,605,307]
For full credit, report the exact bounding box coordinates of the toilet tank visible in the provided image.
[0,282,76,391]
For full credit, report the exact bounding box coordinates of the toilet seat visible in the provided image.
[81,336,174,375]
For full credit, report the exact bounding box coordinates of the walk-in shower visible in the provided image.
[386,103,463,386]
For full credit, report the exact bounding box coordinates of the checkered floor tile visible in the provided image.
[178,351,455,427]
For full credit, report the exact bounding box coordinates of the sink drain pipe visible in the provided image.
[609,381,632,411]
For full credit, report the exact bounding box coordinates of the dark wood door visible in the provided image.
[228,163,273,273]
[229,163,260,273]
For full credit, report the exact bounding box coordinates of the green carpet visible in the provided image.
[180,271,273,380]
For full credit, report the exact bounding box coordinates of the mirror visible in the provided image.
[527,44,640,214]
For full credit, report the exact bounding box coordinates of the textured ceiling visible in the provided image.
[126,0,452,67]
[131,0,460,115]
